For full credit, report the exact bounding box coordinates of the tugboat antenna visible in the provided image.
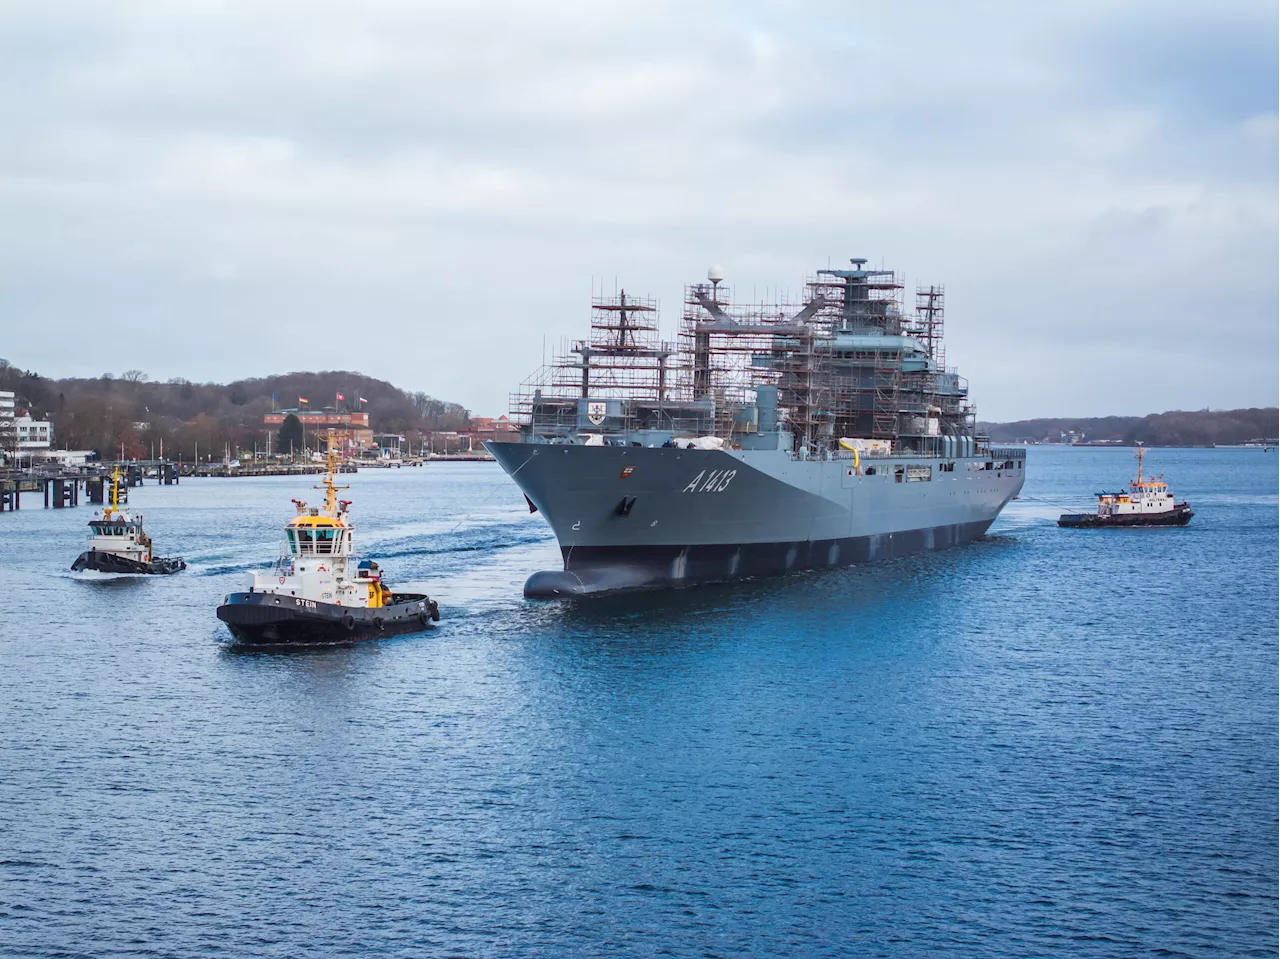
[316,429,349,515]
[107,465,120,519]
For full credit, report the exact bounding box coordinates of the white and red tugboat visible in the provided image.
[71,468,186,574]
[1059,444,1193,528]
[217,436,439,645]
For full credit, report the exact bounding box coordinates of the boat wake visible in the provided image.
[67,569,150,584]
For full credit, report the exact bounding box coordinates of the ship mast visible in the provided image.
[105,465,120,519]
[317,429,348,516]
[1134,443,1145,486]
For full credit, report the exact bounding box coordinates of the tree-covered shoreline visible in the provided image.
[979,408,1279,447]
[0,360,471,460]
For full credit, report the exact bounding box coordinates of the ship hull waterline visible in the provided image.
[487,441,1025,598]
[71,550,186,575]
[217,591,439,646]
[1058,506,1193,528]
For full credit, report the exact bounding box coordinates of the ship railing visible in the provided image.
[988,447,1026,459]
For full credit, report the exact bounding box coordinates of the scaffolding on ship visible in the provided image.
[510,259,980,456]
[510,290,708,437]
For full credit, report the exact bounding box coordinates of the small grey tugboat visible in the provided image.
[216,436,439,646]
[1059,445,1193,528]
[71,468,186,574]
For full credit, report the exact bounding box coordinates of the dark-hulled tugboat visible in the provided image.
[216,435,439,646]
[1059,444,1193,528]
[71,468,186,574]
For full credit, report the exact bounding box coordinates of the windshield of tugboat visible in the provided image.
[314,529,334,554]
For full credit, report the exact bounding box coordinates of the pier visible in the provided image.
[0,454,477,512]
[191,462,358,478]
[0,462,180,512]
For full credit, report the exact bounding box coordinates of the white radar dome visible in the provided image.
[707,265,725,283]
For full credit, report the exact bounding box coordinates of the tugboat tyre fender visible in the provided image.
[418,611,430,626]
[429,601,440,622]
[342,614,356,631]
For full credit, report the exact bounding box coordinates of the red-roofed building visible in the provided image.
[460,415,519,446]
[264,408,374,451]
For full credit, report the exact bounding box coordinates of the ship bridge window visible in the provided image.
[315,529,336,554]
[296,528,314,553]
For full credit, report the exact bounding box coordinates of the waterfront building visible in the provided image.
[461,415,519,446]
[373,433,405,458]
[34,449,95,467]
[16,415,53,450]
[0,391,13,463]
[263,408,374,452]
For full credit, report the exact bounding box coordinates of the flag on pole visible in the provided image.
[359,396,368,404]
[336,392,345,401]
[271,394,278,401]
[299,396,308,404]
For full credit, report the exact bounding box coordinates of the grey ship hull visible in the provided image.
[488,442,1024,597]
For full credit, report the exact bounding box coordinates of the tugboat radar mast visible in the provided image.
[318,431,348,516]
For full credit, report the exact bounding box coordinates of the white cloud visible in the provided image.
[0,0,1274,417]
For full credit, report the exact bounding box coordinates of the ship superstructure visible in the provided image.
[492,257,1025,597]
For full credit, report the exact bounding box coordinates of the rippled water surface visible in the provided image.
[1,447,1276,957]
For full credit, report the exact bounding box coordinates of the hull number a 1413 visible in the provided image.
[682,469,737,493]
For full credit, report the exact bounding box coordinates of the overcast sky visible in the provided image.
[2,0,1276,419]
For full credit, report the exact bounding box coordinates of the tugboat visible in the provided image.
[216,434,439,646]
[71,468,186,574]
[1059,445,1193,528]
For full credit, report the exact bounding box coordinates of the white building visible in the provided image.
[34,449,94,467]
[0,391,14,464]
[15,415,52,450]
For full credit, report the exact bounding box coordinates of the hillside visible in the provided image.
[980,408,1279,446]
[0,359,470,459]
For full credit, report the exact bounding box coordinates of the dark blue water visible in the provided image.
[1,448,1276,957]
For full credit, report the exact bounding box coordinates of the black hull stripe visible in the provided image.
[71,551,185,575]
[1058,508,1193,528]
[524,518,994,597]
[217,592,437,646]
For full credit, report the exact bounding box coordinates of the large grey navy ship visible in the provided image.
[488,257,1025,597]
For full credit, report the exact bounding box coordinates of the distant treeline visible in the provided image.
[979,408,1280,446]
[0,359,471,460]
